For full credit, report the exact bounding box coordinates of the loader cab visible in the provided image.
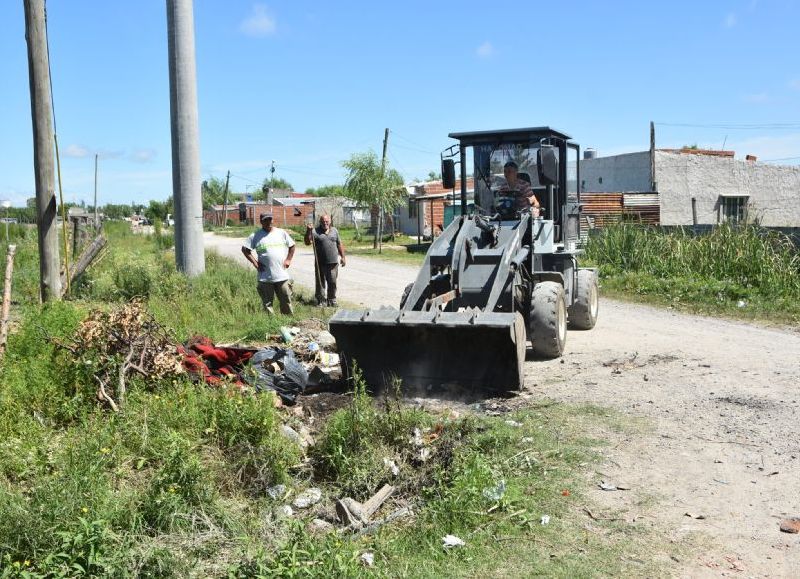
[442,127,581,247]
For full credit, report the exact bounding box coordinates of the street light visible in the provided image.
[1,200,10,242]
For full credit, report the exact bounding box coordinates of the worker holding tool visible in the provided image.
[305,214,346,307]
[242,212,296,315]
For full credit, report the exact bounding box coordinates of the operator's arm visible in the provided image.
[304,224,313,245]
[241,238,261,270]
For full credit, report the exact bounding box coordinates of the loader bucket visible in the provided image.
[328,309,526,393]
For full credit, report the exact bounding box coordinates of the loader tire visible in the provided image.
[529,281,567,359]
[568,269,599,330]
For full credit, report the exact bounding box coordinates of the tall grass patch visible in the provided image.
[586,223,800,322]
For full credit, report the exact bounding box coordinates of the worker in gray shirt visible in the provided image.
[304,214,346,307]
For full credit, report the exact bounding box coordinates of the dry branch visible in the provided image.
[60,234,106,291]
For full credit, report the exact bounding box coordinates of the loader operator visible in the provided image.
[305,214,346,307]
[498,160,540,214]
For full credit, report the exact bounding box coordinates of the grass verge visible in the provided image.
[585,223,800,325]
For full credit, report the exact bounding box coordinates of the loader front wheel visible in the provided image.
[568,269,599,330]
[529,281,567,358]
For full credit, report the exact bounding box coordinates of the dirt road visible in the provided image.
[206,232,800,576]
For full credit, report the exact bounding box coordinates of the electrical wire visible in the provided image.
[655,122,800,130]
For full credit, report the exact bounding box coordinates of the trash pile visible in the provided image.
[59,302,343,409]
[180,321,343,404]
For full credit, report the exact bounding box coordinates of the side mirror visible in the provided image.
[537,146,558,186]
[441,159,456,189]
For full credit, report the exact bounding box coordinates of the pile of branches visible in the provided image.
[59,299,183,411]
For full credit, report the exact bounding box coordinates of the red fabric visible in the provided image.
[180,336,257,388]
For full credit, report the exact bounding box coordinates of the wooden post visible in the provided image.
[93,153,99,229]
[0,245,17,361]
[376,127,389,252]
[691,197,698,227]
[24,0,62,301]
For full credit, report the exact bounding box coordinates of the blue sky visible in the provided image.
[1,0,799,207]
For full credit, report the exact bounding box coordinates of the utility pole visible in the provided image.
[93,153,99,229]
[167,0,204,276]
[375,127,389,252]
[23,0,61,301]
[649,121,656,191]
[221,170,230,228]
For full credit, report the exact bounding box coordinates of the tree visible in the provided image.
[145,198,173,222]
[341,151,405,251]
[201,176,228,210]
[260,177,293,192]
[305,184,344,197]
[427,171,441,181]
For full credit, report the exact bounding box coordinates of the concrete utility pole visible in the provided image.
[650,121,656,191]
[166,0,204,275]
[24,0,61,301]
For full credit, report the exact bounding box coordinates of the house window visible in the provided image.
[408,199,418,218]
[719,195,748,224]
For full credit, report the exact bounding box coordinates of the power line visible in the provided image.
[656,121,800,130]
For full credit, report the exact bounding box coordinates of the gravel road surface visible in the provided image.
[206,231,800,576]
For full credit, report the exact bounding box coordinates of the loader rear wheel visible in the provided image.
[568,269,599,330]
[529,281,567,359]
[399,283,413,308]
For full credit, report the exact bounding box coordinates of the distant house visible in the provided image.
[580,148,800,228]
[395,178,475,238]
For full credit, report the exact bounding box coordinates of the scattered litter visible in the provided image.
[504,419,522,428]
[307,342,320,353]
[540,515,551,525]
[597,480,629,491]
[482,479,506,501]
[442,534,466,548]
[267,484,287,500]
[684,512,707,520]
[246,347,308,404]
[275,505,293,518]
[411,428,424,447]
[316,330,336,348]
[280,425,307,448]
[292,488,322,509]
[360,552,375,567]
[383,457,400,477]
[415,447,431,463]
[737,300,747,308]
[779,518,800,534]
[561,489,570,497]
[317,351,340,367]
[279,326,296,343]
[521,437,534,443]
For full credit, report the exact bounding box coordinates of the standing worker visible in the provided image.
[305,214,346,307]
[242,212,296,315]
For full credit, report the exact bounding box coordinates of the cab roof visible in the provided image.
[448,127,571,145]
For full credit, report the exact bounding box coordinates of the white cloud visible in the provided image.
[723,13,737,28]
[476,41,495,59]
[743,92,770,104]
[130,148,157,163]
[240,4,276,37]
[64,144,90,158]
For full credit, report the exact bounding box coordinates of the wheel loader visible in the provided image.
[329,127,599,392]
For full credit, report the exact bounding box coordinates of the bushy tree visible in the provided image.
[341,151,405,251]
[260,177,294,192]
[305,184,345,197]
[201,177,228,210]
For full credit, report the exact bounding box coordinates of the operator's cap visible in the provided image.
[259,212,274,222]
[504,160,518,169]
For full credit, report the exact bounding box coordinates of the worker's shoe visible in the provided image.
[327,299,337,307]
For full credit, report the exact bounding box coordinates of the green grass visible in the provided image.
[0,221,675,576]
[585,223,800,325]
